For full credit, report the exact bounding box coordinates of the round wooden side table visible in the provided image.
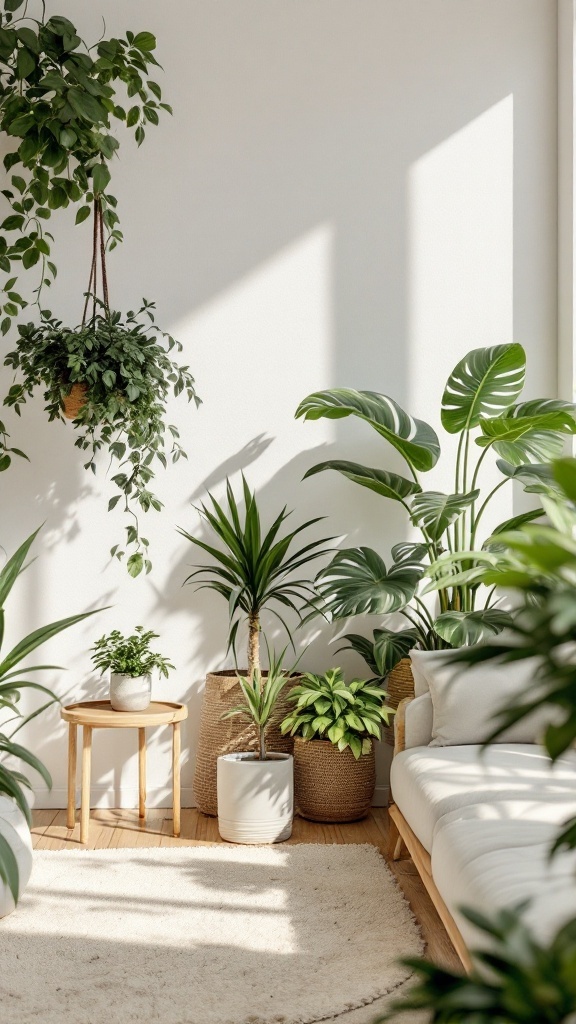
[61,700,188,844]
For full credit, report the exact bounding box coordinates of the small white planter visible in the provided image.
[217,752,293,844]
[110,673,151,712]
[0,795,33,918]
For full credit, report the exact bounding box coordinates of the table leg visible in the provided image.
[67,723,77,829]
[138,727,146,819]
[172,721,181,838]
[80,725,92,845]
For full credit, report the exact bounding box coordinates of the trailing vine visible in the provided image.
[0,2,200,575]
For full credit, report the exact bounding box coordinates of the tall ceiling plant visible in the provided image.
[295,344,576,675]
[179,477,333,681]
[0,526,101,902]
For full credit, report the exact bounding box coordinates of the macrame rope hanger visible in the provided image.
[81,193,110,326]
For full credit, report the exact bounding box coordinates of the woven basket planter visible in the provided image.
[293,736,376,822]
[193,670,297,816]
[383,657,415,746]
[63,382,87,420]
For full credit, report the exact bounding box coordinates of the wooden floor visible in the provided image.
[32,806,460,971]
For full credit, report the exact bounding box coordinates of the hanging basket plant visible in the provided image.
[4,196,200,576]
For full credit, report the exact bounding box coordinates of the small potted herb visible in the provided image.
[281,668,393,822]
[217,644,294,844]
[91,627,174,712]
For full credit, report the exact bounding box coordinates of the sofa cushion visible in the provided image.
[390,743,576,852]
[410,649,554,746]
[432,807,576,947]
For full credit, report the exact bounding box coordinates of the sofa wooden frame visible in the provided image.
[388,697,473,973]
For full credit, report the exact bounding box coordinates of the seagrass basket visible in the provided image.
[63,382,87,420]
[293,736,376,822]
[384,657,415,746]
[193,670,297,816]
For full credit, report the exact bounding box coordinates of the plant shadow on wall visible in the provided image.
[0,2,200,575]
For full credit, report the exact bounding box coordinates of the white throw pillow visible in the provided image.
[411,649,556,746]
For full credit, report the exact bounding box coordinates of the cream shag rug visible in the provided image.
[0,843,424,1024]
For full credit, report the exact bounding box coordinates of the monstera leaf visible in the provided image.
[478,400,576,465]
[303,461,421,503]
[296,389,440,472]
[338,627,419,677]
[491,508,546,535]
[316,547,422,618]
[410,490,479,541]
[441,344,526,434]
[391,542,429,568]
[434,609,512,646]
[496,460,563,496]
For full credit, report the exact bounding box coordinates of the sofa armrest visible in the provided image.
[394,692,434,754]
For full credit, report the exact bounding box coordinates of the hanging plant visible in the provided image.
[0,1,170,328]
[4,197,200,577]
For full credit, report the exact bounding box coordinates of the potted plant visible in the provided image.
[0,526,101,914]
[281,668,393,822]
[295,344,576,711]
[91,626,174,712]
[178,476,332,815]
[217,644,294,844]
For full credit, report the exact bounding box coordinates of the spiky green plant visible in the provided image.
[222,641,293,760]
[178,477,332,680]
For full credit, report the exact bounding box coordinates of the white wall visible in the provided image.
[0,0,558,808]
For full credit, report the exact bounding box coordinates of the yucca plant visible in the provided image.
[296,344,576,675]
[179,476,332,680]
[0,526,101,903]
[222,643,293,760]
[281,668,393,759]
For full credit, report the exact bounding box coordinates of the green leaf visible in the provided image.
[4,0,25,11]
[434,609,512,646]
[340,627,419,676]
[1,215,24,231]
[133,31,157,51]
[317,547,421,617]
[92,163,111,194]
[410,489,479,541]
[22,248,39,269]
[16,46,35,79]
[303,460,421,503]
[127,553,144,578]
[441,343,526,433]
[553,456,576,503]
[0,832,19,905]
[477,400,576,465]
[75,205,91,225]
[296,389,440,473]
[67,88,107,124]
[496,460,561,496]
[126,105,140,128]
[491,508,545,535]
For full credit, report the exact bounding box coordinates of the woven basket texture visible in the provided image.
[193,671,297,816]
[63,383,87,420]
[293,736,376,822]
[384,658,415,746]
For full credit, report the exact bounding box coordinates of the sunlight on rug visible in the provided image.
[0,843,424,1024]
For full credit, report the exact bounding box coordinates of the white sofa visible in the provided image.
[389,649,576,967]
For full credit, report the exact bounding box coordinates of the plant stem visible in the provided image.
[259,727,266,761]
[470,479,508,549]
[248,611,260,681]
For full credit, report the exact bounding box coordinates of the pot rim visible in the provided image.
[110,672,152,681]
[218,752,293,765]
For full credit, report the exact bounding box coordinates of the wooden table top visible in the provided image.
[61,700,188,728]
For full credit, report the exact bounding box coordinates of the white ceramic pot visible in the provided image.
[217,752,293,844]
[110,673,151,712]
[0,795,33,918]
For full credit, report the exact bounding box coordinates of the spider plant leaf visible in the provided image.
[303,460,422,503]
[296,389,440,472]
[0,832,19,905]
[0,526,41,612]
[441,343,526,434]
[433,609,512,646]
[316,547,421,617]
[0,608,102,678]
[410,489,479,542]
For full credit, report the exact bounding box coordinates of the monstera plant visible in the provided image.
[296,344,576,675]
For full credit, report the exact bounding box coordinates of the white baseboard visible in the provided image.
[371,785,390,807]
[34,783,390,811]
[34,787,196,810]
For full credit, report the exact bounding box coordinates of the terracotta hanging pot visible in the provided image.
[63,382,88,420]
